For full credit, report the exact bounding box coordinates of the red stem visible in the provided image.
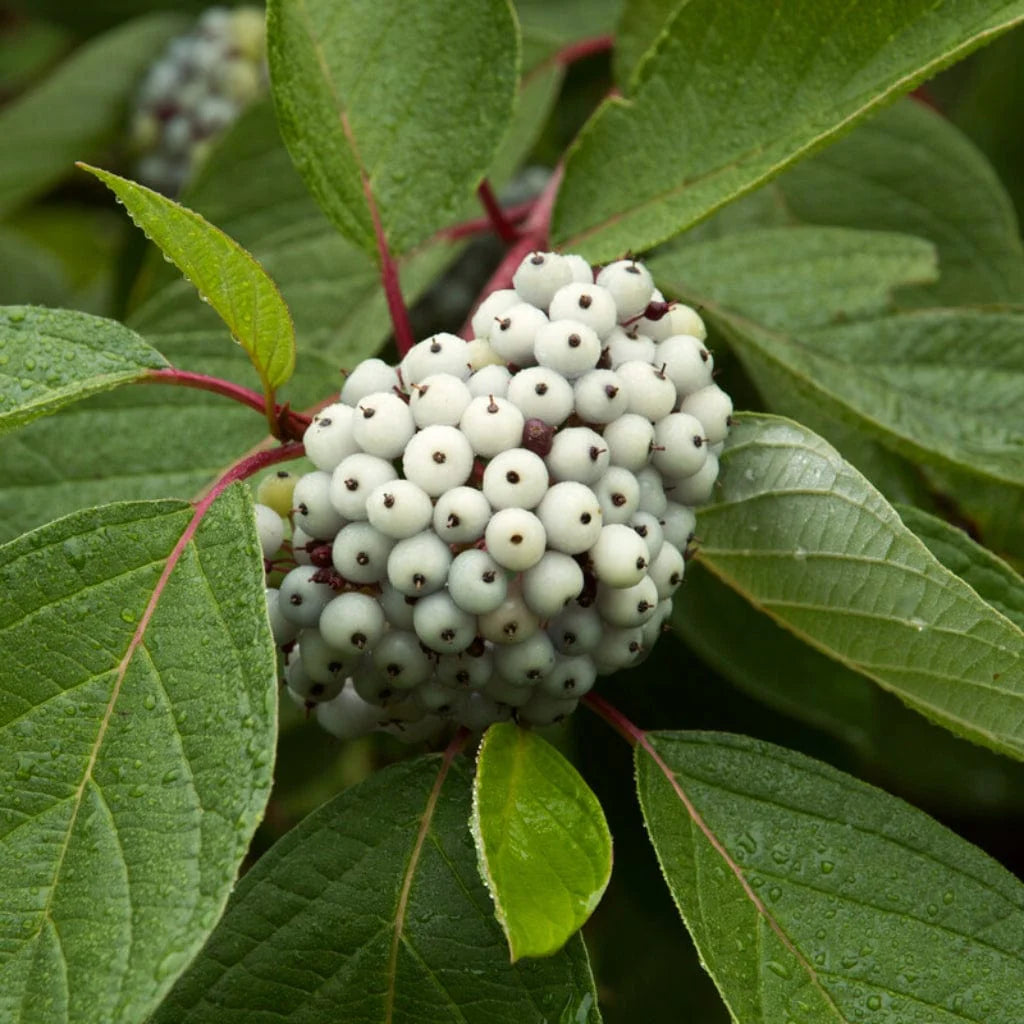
[460,165,565,338]
[552,33,614,67]
[143,368,311,441]
[476,180,520,243]
[582,692,641,746]
[439,200,535,242]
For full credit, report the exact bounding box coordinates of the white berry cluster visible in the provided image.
[130,6,266,196]
[258,251,731,742]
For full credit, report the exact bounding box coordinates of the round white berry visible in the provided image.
[505,366,574,425]
[488,302,547,366]
[471,288,520,339]
[548,282,618,337]
[517,692,579,726]
[414,679,461,716]
[368,630,434,691]
[315,683,383,740]
[656,334,714,397]
[265,587,299,646]
[602,413,655,471]
[652,412,709,479]
[456,691,513,730]
[535,481,603,553]
[289,474,341,542]
[629,511,665,562]
[667,452,720,506]
[466,338,504,371]
[298,628,353,688]
[640,301,706,342]
[594,466,640,523]
[432,486,493,544]
[616,361,677,421]
[592,626,646,673]
[437,648,494,690]
[286,651,342,706]
[596,259,655,320]
[661,502,698,550]
[589,523,650,588]
[352,391,415,459]
[459,394,525,457]
[467,363,512,399]
[545,426,609,484]
[563,253,594,284]
[678,384,733,445]
[636,465,668,516]
[573,369,629,424]
[604,326,656,368]
[648,542,685,600]
[484,676,534,708]
[332,521,395,584]
[319,591,387,656]
[477,590,540,645]
[387,530,453,595]
[537,654,596,699]
[409,373,472,428]
[402,424,474,496]
[548,604,603,655]
[365,479,434,539]
[494,632,556,685]
[512,250,573,310]
[413,591,477,654]
[533,319,602,378]
[482,448,549,510]
[401,332,471,384]
[378,581,418,629]
[484,507,547,571]
[521,551,585,617]
[290,526,314,566]
[330,453,397,520]
[596,576,659,627]
[303,403,358,471]
[447,548,508,615]
[254,503,284,558]
[340,358,400,406]
[278,566,335,626]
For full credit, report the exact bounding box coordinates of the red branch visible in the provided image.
[460,165,565,338]
[476,180,520,243]
[439,200,535,242]
[552,33,614,67]
[143,368,311,441]
[583,692,846,1017]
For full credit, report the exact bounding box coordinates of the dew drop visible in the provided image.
[820,861,835,874]
[143,694,157,711]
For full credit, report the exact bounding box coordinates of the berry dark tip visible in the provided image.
[604,385,619,398]
[612,493,627,507]
[352,632,366,649]
[506,470,520,483]
[383,493,396,508]
[355,552,370,566]
[447,513,460,528]
[345,478,358,491]
[430,341,442,353]
[530,253,545,266]
[534,382,548,395]
[578,293,593,309]
[413,573,427,588]
[568,333,581,348]
[361,406,375,418]
[432,451,447,463]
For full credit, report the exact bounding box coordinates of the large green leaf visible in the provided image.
[551,0,1024,260]
[82,166,296,397]
[0,488,277,1023]
[898,504,1024,632]
[0,306,168,437]
[612,0,677,88]
[673,562,1024,815]
[515,0,621,69]
[153,754,602,1024]
[472,723,612,960]
[707,309,1024,488]
[0,14,187,217]
[697,414,1024,760]
[649,227,937,331]
[267,0,519,258]
[636,730,1024,1023]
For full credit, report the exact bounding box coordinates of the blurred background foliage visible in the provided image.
[2,2,1023,1019]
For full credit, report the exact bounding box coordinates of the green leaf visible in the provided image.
[0,488,277,1023]
[81,164,296,397]
[267,0,519,257]
[472,723,613,961]
[649,227,937,331]
[708,308,1024,488]
[153,753,602,1024]
[0,14,188,217]
[0,234,75,310]
[776,99,1024,307]
[673,562,1024,816]
[898,504,1024,632]
[636,730,1024,1023]
[612,0,677,88]
[698,414,1024,760]
[0,306,168,437]
[551,0,1024,260]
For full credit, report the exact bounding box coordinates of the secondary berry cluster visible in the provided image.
[129,6,267,196]
[259,252,732,741]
